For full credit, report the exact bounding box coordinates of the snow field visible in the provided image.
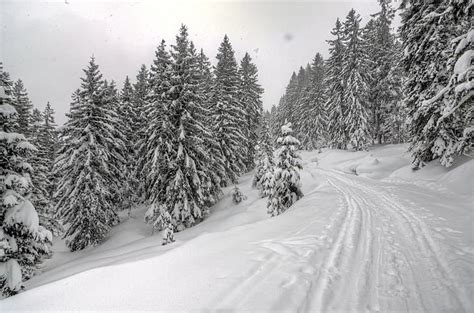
[2,145,473,312]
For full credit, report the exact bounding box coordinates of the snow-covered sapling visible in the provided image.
[267,122,303,216]
[161,211,175,246]
[232,185,247,204]
[253,117,274,198]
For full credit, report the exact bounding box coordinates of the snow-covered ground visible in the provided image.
[2,144,473,312]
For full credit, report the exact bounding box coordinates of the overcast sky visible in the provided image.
[2,0,390,124]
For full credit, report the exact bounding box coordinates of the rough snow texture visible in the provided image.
[2,145,473,312]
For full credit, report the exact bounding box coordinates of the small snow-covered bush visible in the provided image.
[232,186,247,204]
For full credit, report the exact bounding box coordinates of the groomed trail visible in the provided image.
[2,145,473,312]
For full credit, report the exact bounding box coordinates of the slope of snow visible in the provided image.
[2,145,473,312]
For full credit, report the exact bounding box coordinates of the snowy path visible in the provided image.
[302,166,471,312]
[209,163,473,312]
[2,146,473,312]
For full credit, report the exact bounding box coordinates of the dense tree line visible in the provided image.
[272,1,405,151]
[271,0,472,165]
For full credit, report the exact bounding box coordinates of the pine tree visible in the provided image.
[294,66,312,131]
[11,80,33,137]
[197,48,214,113]
[197,48,226,204]
[132,65,150,143]
[144,25,214,232]
[286,71,302,125]
[138,39,174,206]
[35,102,61,234]
[253,116,274,197]
[341,9,371,151]
[27,108,55,234]
[363,0,403,145]
[271,73,300,145]
[54,57,126,251]
[400,0,471,167]
[382,39,406,144]
[102,80,129,211]
[298,53,327,150]
[409,1,473,167]
[211,35,247,184]
[267,122,303,216]
[39,102,59,198]
[118,76,137,213]
[238,52,264,170]
[132,65,151,199]
[325,18,348,149]
[1,70,52,296]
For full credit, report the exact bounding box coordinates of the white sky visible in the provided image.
[1,0,390,124]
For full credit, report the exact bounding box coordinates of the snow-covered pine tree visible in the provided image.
[253,116,274,198]
[298,53,327,150]
[197,48,214,114]
[381,39,406,144]
[291,65,312,147]
[103,80,129,210]
[412,1,473,167]
[27,108,56,234]
[269,104,278,141]
[118,76,138,213]
[138,39,174,207]
[54,57,126,251]
[39,102,59,198]
[211,35,247,184]
[325,18,348,149]
[267,122,303,217]
[11,80,33,137]
[400,0,471,167]
[145,25,214,232]
[288,66,311,139]
[132,65,151,141]
[34,102,61,234]
[271,72,300,144]
[132,65,151,199]
[341,9,371,151]
[197,48,226,205]
[238,52,264,171]
[1,70,52,296]
[363,0,403,145]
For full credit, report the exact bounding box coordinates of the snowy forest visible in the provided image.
[1,0,473,311]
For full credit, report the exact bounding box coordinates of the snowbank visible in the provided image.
[1,145,472,311]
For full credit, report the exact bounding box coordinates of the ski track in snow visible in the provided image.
[300,165,470,312]
[212,162,472,312]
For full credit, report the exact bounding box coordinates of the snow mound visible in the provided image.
[5,199,40,233]
[0,103,17,117]
[440,158,474,196]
